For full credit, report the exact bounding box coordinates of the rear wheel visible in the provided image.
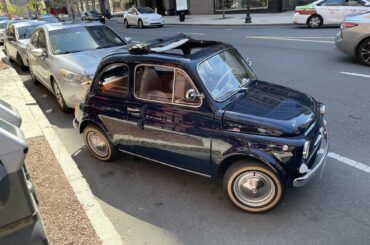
[358,38,370,67]
[138,19,144,28]
[83,124,117,161]
[124,19,130,28]
[16,53,27,70]
[223,160,284,213]
[307,15,322,28]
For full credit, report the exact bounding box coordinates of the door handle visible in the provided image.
[127,107,140,113]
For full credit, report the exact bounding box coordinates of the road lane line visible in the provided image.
[180,32,205,36]
[340,72,370,79]
[245,36,334,44]
[328,152,370,174]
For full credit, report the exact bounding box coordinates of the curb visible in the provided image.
[0,52,123,244]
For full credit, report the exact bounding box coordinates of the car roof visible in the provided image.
[105,34,232,64]
[43,21,104,31]
[11,20,44,28]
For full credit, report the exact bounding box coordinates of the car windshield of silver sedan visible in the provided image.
[49,26,124,55]
[198,49,256,101]
[17,25,40,40]
[138,7,155,14]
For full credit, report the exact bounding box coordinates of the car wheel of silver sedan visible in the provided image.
[358,38,370,67]
[223,161,284,213]
[83,124,117,161]
[124,19,130,28]
[307,15,322,28]
[52,80,69,112]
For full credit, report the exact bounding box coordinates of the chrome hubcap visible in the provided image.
[309,17,320,27]
[360,42,370,65]
[87,131,109,157]
[233,171,276,207]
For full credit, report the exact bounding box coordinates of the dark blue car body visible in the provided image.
[74,35,329,212]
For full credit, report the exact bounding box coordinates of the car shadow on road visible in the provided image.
[71,145,335,243]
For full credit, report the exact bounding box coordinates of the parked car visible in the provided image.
[293,0,370,28]
[26,22,127,112]
[0,16,9,21]
[0,20,8,44]
[39,15,60,23]
[335,12,370,66]
[123,7,164,28]
[81,10,105,23]
[73,34,329,213]
[4,21,45,70]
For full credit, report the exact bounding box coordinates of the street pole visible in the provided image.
[222,0,225,19]
[245,0,251,23]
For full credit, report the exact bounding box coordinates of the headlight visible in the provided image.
[60,69,92,86]
[302,141,310,159]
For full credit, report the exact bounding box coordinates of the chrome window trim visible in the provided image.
[96,62,130,98]
[133,63,203,108]
[118,149,212,178]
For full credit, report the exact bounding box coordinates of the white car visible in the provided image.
[293,0,370,28]
[123,7,164,28]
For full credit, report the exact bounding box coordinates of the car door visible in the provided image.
[27,29,40,78]
[127,64,213,173]
[34,30,51,89]
[129,9,139,25]
[6,25,16,59]
[316,0,346,24]
[91,63,131,151]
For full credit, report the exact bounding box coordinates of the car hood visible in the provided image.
[222,81,317,137]
[55,46,121,75]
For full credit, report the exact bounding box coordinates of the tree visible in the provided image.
[0,0,17,15]
[27,0,46,16]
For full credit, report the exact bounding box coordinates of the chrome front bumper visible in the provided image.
[293,131,329,187]
[72,118,79,129]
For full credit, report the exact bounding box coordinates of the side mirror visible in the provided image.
[31,48,45,57]
[246,58,252,67]
[124,37,132,43]
[185,89,204,100]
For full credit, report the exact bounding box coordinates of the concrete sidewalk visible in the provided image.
[113,11,294,26]
[0,51,123,244]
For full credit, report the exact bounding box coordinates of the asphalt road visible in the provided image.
[4,22,370,245]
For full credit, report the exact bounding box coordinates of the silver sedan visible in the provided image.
[26,22,127,112]
[335,12,370,66]
[3,21,44,69]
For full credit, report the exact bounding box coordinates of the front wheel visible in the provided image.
[358,38,370,67]
[223,161,284,213]
[83,125,118,161]
[16,53,27,70]
[307,15,322,28]
[52,80,69,112]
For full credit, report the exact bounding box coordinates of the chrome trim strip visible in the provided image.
[118,149,212,178]
[293,131,329,188]
[304,121,317,136]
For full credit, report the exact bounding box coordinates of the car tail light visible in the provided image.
[341,22,358,29]
[295,9,317,15]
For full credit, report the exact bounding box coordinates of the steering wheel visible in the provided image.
[214,68,233,91]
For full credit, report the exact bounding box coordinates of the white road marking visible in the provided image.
[340,72,370,79]
[328,152,370,174]
[179,32,205,36]
[246,36,335,44]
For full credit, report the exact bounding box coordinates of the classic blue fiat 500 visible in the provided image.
[74,34,329,213]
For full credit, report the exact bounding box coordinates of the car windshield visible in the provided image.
[42,17,59,23]
[89,11,100,15]
[0,22,7,29]
[49,25,125,55]
[17,25,40,39]
[198,49,257,101]
[138,7,155,14]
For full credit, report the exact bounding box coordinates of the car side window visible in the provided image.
[98,64,129,98]
[31,30,39,46]
[174,70,200,106]
[135,65,174,103]
[37,30,47,49]
[325,0,347,6]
